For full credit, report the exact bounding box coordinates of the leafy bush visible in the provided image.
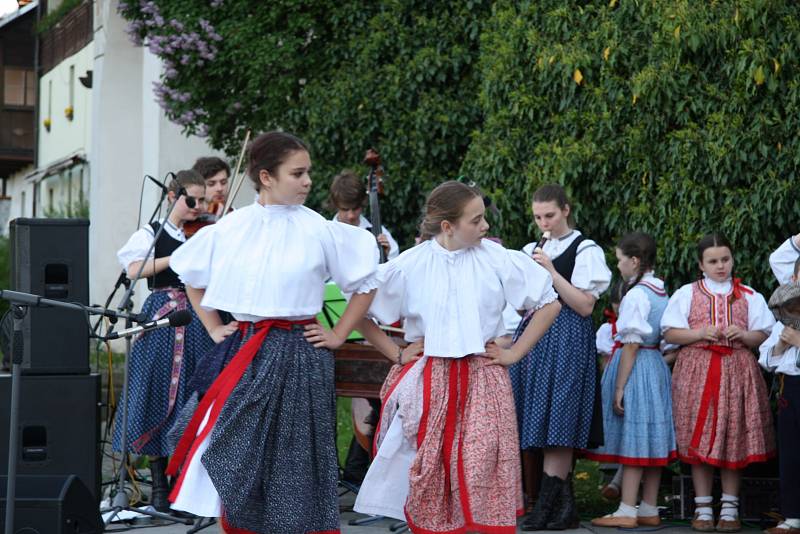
[463,0,800,294]
[120,0,800,295]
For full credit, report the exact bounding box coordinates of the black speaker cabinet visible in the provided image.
[0,475,103,533]
[0,374,100,501]
[9,218,90,375]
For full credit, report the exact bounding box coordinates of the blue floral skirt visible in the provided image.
[112,289,214,456]
[508,305,600,449]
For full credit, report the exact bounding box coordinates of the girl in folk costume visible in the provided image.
[166,131,379,534]
[662,233,775,533]
[509,184,612,530]
[353,181,562,534]
[587,232,677,528]
[113,170,215,511]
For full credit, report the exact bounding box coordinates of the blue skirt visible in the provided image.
[586,347,677,465]
[509,305,599,449]
[112,289,215,456]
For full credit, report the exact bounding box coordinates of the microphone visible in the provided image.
[533,231,551,255]
[146,175,168,193]
[105,310,192,340]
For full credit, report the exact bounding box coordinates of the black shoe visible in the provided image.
[521,473,562,531]
[547,473,579,530]
[149,456,171,513]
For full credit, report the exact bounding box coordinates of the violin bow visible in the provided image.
[221,129,252,217]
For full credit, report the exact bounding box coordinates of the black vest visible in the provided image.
[147,222,184,290]
[547,232,587,281]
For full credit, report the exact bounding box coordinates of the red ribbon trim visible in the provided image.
[583,450,678,467]
[731,278,753,300]
[131,288,187,452]
[416,359,434,449]
[687,344,733,460]
[371,360,417,459]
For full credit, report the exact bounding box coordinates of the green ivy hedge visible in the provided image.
[463,0,800,294]
[120,0,800,295]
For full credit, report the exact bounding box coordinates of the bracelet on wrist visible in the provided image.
[397,346,403,365]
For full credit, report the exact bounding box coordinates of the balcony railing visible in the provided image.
[40,0,93,75]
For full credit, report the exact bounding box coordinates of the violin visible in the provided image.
[183,200,225,238]
[363,148,387,263]
[183,130,251,238]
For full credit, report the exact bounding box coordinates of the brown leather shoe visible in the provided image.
[591,515,638,529]
[638,515,662,527]
[692,513,715,533]
[764,526,800,534]
[716,518,742,533]
[600,483,620,500]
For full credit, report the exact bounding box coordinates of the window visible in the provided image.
[3,68,36,107]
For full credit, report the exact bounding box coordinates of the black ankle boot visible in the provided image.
[521,473,562,531]
[547,473,579,530]
[149,456,170,512]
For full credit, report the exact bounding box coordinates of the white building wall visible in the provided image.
[37,43,93,167]
[90,0,225,312]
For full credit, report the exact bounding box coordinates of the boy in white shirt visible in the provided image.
[760,257,800,534]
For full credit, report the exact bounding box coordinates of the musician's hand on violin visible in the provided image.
[531,251,554,274]
[485,340,521,367]
[210,322,239,343]
[723,325,744,342]
[304,321,346,349]
[377,234,391,256]
[399,339,424,365]
[697,326,721,343]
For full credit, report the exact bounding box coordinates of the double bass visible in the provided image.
[363,148,387,264]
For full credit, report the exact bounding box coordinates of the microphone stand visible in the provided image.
[101,187,195,528]
[0,290,140,534]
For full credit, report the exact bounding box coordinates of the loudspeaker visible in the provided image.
[0,475,103,533]
[0,374,100,500]
[9,218,90,375]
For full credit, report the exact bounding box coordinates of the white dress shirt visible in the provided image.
[759,322,800,376]
[769,236,800,285]
[332,213,400,259]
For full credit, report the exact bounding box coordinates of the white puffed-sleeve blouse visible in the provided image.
[368,237,558,358]
[615,273,665,344]
[522,230,611,298]
[117,219,185,273]
[170,202,379,321]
